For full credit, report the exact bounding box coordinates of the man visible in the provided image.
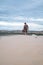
[22,22,28,34]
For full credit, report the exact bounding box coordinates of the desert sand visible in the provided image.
[0,35,43,65]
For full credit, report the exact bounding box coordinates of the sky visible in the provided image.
[0,0,43,31]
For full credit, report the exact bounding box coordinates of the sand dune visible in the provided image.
[0,35,43,65]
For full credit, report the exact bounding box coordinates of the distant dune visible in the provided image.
[0,35,43,65]
[0,30,43,35]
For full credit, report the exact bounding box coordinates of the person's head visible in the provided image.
[24,22,26,24]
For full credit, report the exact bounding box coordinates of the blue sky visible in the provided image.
[0,0,43,31]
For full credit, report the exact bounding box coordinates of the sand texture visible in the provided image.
[0,35,43,65]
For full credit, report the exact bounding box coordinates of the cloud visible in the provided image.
[14,16,27,21]
[0,21,43,31]
[0,0,43,31]
[0,21,24,26]
[0,16,43,25]
[29,18,43,21]
[0,0,43,18]
[17,0,43,12]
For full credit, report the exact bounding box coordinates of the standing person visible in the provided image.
[22,22,28,34]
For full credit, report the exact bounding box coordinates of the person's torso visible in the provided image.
[24,25,28,30]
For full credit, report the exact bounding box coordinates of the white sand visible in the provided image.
[0,35,43,65]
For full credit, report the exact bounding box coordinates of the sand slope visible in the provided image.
[0,35,43,65]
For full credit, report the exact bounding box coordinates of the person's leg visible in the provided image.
[24,30,27,35]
